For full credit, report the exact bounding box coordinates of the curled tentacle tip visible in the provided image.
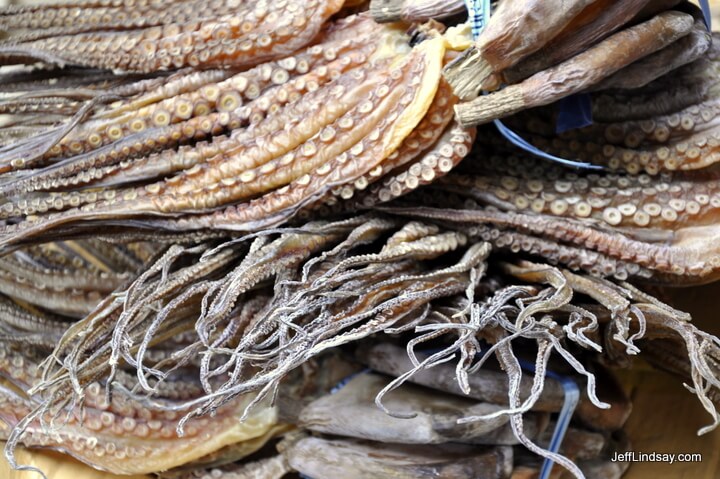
[697,420,720,436]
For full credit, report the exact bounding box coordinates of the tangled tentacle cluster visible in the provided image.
[2,216,717,478]
[1,1,720,479]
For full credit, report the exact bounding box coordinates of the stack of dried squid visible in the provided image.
[0,0,719,478]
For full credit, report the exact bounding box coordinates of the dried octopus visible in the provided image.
[1,0,720,479]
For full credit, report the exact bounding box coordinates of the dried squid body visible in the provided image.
[437,1,712,131]
[454,10,698,126]
[504,37,720,175]
[444,0,599,97]
[298,371,547,445]
[0,24,476,249]
[370,0,467,23]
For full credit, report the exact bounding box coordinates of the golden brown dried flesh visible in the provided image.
[0,343,280,475]
[390,146,720,284]
[441,1,713,135]
[379,26,720,287]
[0,14,381,175]
[0,0,346,72]
[0,23,476,251]
[454,11,697,127]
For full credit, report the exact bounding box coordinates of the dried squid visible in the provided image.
[2,1,720,479]
[0,16,476,252]
[4,215,716,478]
[0,0,346,72]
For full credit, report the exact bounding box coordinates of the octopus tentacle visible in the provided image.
[593,17,711,91]
[0,30,453,247]
[440,154,720,230]
[0,0,346,72]
[0,0,237,41]
[351,122,475,209]
[0,342,281,475]
[305,79,461,214]
[1,17,381,196]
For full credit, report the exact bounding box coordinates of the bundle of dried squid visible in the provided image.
[1,1,720,479]
[1,216,718,479]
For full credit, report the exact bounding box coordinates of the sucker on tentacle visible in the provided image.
[0,0,347,73]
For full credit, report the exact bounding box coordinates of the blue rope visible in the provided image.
[494,119,603,170]
[700,0,712,31]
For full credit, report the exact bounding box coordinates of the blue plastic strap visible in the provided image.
[700,0,712,31]
[494,120,603,169]
[556,93,594,133]
[329,368,371,394]
[464,0,491,39]
[539,371,581,479]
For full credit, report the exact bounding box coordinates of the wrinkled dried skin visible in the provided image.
[285,436,514,479]
[443,0,597,98]
[592,18,711,91]
[0,0,346,72]
[409,44,720,285]
[455,11,696,127]
[535,424,606,461]
[503,0,653,84]
[299,372,547,445]
[0,7,718,479]
[369,0,465,23]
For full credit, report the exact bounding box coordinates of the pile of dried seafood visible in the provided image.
[1,0,720,478]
